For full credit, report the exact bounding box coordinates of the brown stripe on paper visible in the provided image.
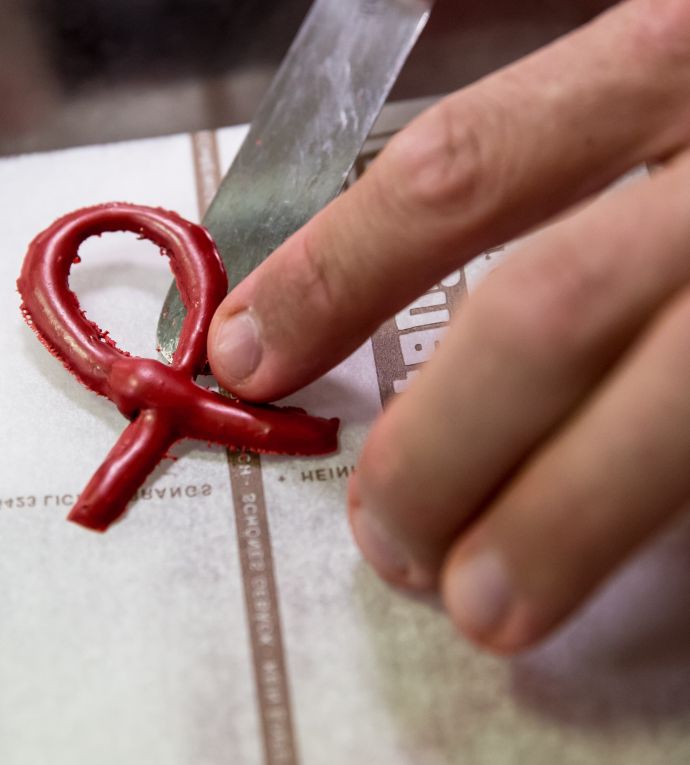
[228,452,299,765]
[190,131,300,765]
[370,271,466,405]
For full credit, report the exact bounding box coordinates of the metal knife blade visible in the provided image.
[157,0,434,361]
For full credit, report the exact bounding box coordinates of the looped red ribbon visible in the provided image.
[18,203,338,531]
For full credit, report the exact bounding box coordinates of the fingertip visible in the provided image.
[441,541,545,654]
[207,278,297,401]
[207,306,263,391]
[347,475,435,592]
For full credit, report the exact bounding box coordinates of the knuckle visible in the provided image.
[382,94,505,216]
[630,0,690,57]
[478,243,607,364]
[620,0,690,146]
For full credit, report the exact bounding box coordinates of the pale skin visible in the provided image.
[207,0,690,654]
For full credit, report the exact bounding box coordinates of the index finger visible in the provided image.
[207,0,690,401]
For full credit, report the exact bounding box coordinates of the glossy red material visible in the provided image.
[17,203,339,531]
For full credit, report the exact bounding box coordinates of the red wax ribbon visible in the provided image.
[17,203,338,531]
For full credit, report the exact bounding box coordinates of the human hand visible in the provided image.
[207,0,690,653]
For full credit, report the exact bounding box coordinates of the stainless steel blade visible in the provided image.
[157,0,434,361]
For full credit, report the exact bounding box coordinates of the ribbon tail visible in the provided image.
[186,388,340,456]
[68,410,176,531]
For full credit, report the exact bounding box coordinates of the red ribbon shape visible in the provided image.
[17,203,338,531]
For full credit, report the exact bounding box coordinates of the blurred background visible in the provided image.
[1,0,616,157]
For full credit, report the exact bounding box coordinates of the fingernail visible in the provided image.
[447,550,512,639]
[212,310,262,384]
[350,506,433,591]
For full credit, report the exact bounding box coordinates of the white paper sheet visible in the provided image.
[1,104,689,765]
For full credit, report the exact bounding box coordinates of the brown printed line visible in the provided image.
[190,131,299,765]
[229,453,299,765]
[347,130,468,405]
[371,273,466,404]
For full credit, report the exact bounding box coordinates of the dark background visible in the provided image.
[1,0,615,156]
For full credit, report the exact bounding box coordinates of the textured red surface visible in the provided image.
[17,203,339,531]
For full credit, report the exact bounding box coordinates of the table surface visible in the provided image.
[1,0,615,157]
